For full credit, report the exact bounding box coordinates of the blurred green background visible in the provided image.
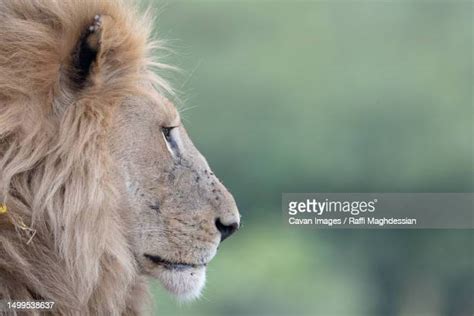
[145,1,473,315]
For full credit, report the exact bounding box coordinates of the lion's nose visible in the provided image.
[215,218,239,242]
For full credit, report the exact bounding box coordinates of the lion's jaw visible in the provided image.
[148,256,211,301]
[141,240,218,301]
[108,93,240,300]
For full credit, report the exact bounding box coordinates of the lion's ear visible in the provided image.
[71,15,106,87]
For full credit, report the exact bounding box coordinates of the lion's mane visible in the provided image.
[0,0,169,314]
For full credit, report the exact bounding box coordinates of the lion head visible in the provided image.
[0,0,239,313]
[109,91,240,300]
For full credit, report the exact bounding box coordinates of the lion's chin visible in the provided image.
[155,266,206,301]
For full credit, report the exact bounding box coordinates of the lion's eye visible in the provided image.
[161,126,180,155]
[162,126,173,143]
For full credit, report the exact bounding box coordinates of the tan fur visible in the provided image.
[0,0,240,315]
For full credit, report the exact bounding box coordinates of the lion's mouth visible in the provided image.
[144,254,207,271]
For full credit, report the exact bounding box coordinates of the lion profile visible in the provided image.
[0,0,240,314]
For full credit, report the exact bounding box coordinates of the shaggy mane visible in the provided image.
[0,0,170,314]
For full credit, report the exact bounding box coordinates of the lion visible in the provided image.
[0,0,240,314]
